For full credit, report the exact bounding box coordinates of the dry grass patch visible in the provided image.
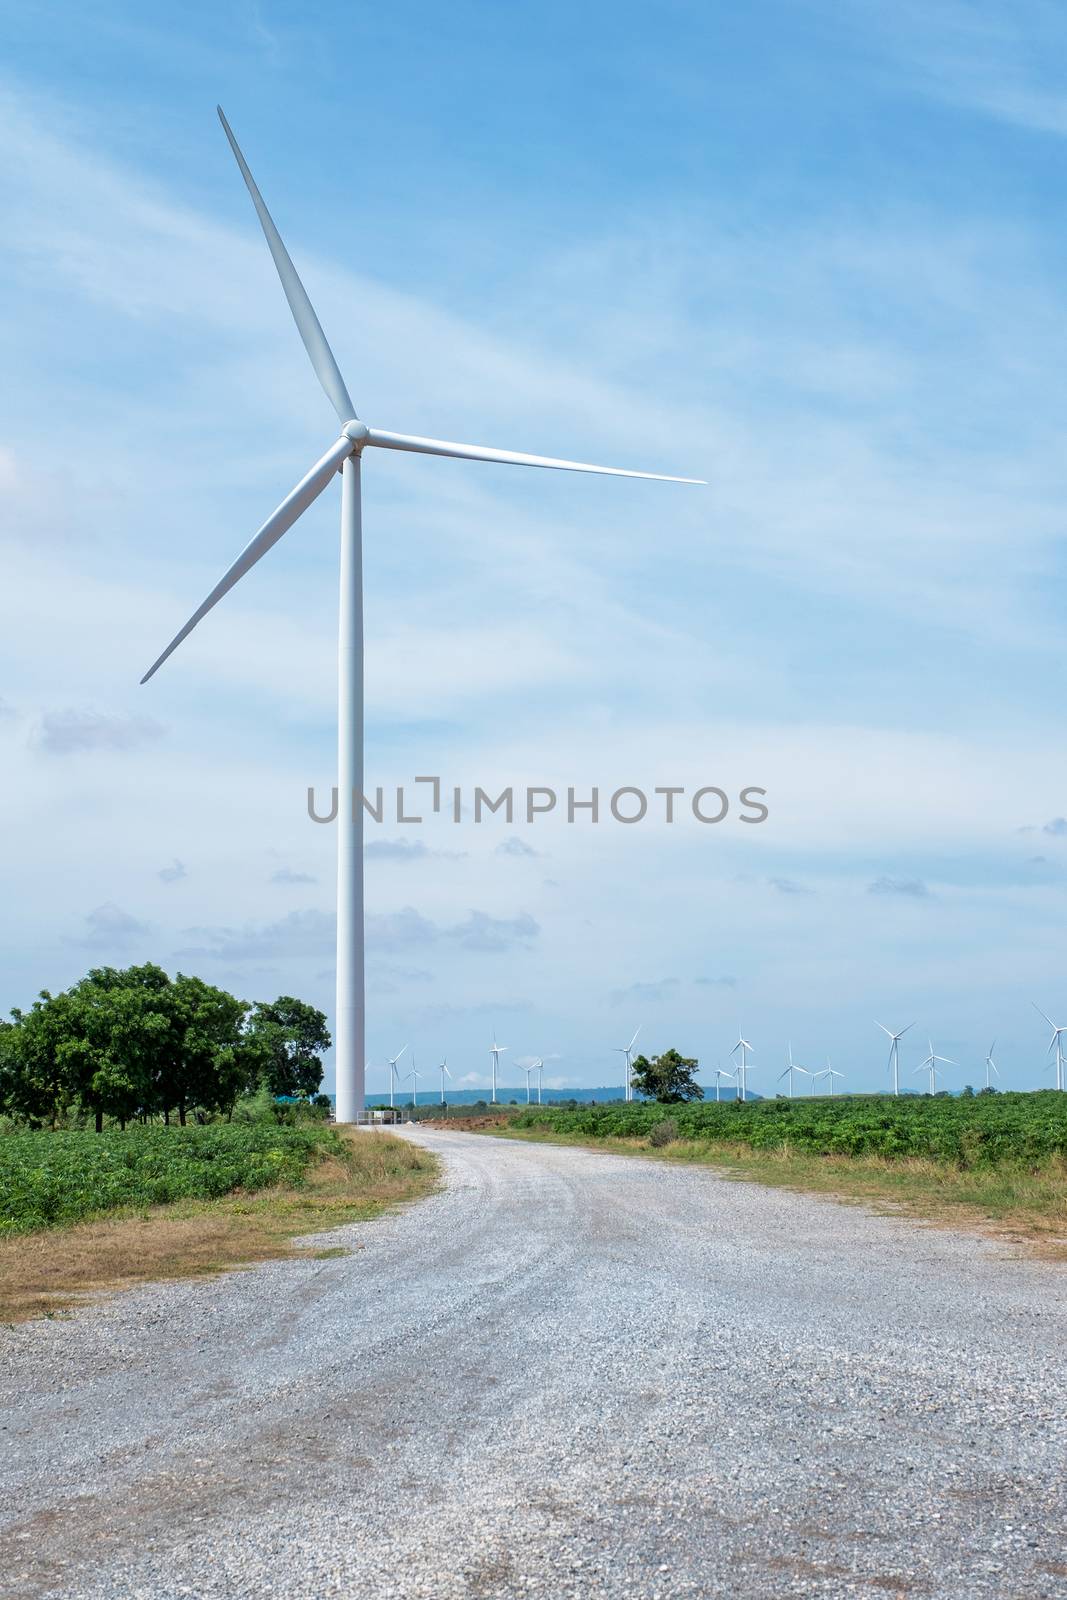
[490,1128,1067,1260]
[0,1130,438,1324]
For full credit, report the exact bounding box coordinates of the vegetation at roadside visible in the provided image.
[510,1092,1067,1165]
[0,1119,341,1235]
[0,1129,438,1323]
[0,962,331,1131]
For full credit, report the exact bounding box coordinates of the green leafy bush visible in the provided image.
[0,1122,338,1235]
[648,1117,679,1147]
[511,1091,1067,1169]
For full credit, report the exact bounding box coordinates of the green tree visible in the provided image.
[62,967,175,1131]
[245,996,331,1099]
[630,1047,704,1104]
[1,992,78,1127]
[169,974,251,1122]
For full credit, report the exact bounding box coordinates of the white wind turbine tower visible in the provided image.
[731,1033,754,1102]
[875,1021,914,1097]
[814,1059,844,1097]
[438,1058,452,1105]
[712,1067,735,1103]
[1033,1004,1067,1092]
[139,109,704,1125]
[778,1043,810,1100]
[387,1044,408,1110]
[984,1040,999,1091]
[407,1056,422,1108]
[615,1028,641,1102]
[489,1035,508,1105]
[522,1062,538,1104]
[915,1039,954,1095]
[532,1058,545,1105]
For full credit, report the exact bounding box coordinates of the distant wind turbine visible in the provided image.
[387,1045,408,1110]
[915,1039,954,1095]
[778,1043,810,1100]
[138,108,704,1125]
[1033,1004,1067,1092]
[489,1034,508,1104]
[814,1059,844,1097]
[407,1055,422,1108]
[522,1062,538,1104]
[875,1021,914,1097]
[532,1058,545,1105]
[731,1032,754,1102]
[615,1028,641,1103]
[712,1067,735,1103]
[983,1040,999,1091]
[438,1058,452,1105]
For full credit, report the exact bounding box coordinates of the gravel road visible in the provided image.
[2,1127,1065,1599]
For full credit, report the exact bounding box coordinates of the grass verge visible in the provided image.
[485,1125,1067,1260]
[0,1130,438,1324]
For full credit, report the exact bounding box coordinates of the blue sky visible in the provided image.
[3,0,1067,1096]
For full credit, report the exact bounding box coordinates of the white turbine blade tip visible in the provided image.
[217,107,355,425]
[363,428,704,484]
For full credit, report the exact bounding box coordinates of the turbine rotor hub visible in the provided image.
[342,418,370,447]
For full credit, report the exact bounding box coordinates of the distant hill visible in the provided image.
[341,1086,761,1108]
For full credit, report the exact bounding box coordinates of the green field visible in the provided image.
[0,1122,339,1235]
[511,1091,1067,1166]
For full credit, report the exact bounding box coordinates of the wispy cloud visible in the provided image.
[496,836,540,858]
[158,859,187,884]
[270,867,317,885]
[34,709,164,756]
[867,876,932,899]
[769,876,815,897]
[71,902,152,950]
[609,978,679,1006]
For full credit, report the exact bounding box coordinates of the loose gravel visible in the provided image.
[1,1128,1065,1599]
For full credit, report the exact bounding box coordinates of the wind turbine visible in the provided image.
[915,1039,954,1095]
[407,1055,422,1108]
[489,1034,508,1104]
[387,1044,408,1110]
[814,1059,844,1097]
[522,1062,538,1104]
[532,1058,545,1105]
[778,1043,810,1100]
[731,1032,754,1102]
[712,1067,735,1103]
[875,1021,914,1097]
[1033,1004,1067,1092]
[983,1040,999,1091]
[438,1058,452,1105]
[615,1028,641,1103]
[138,110,704,1125]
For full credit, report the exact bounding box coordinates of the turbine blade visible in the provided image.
[1033,1003,1056,1029]
[628,1028,641,1051]
[899,1022,916,1036]
[874,1021,893,1038]
[141,435,352,683]
[217,107,356,425]
[363,428,704,483]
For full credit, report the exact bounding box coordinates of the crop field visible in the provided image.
[0,1123,338,1235]
[511,1091,1067,1167]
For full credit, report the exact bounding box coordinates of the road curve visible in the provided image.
[1,1128,1065,1599]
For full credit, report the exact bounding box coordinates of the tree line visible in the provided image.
[0,963,331,1131]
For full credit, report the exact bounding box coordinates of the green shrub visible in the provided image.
[510,1092,1067,1169]
[648,1118,679,1148]
[0,1122,339,1235]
